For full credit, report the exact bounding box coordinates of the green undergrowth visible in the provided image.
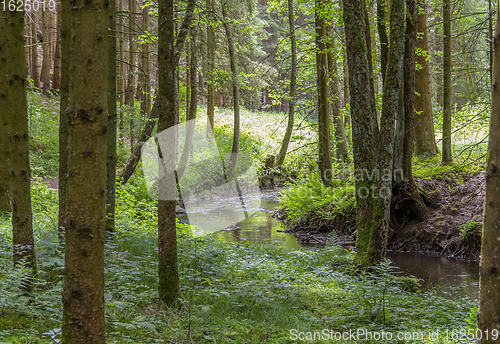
[0,179,476,343]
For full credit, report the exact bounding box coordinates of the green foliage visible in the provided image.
[460,216,482,247]
[279,173,356,225]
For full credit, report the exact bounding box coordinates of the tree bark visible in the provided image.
[61,0,108,340]
[157,0,195,306]
[222,3,240,179]
[478,8,500,341]
[58,0,70,239]
[414,0,437,157]
[276,0,297,168]
[118,0,125,149]
[127,0,137,151]
[403,0,417,182]
[52,3,61,90]
[442,0,452,163]
[5,7,38,289]
[140,3,150,115]
[316,0,332,185]
[41,8,51,93]
[107,0,117,233]
[377,0,389,84]
[30,11,40,88]
[0,15,11,213]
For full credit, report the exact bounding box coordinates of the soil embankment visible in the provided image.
[281,173,485,260]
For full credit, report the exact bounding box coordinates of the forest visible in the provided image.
[1,0,500,342]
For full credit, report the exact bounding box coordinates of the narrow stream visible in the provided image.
[206,187,479,299]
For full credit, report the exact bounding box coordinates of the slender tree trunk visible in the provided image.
[377,0,389,84]
[0,16,11,213]
[5,7,38,289]
[402,0,417,181]
[276,0,297,168]
[61,0,108,340]
[140,3,150,115]
[58,0,70,240]
[127,0,137,151]
[327,26,349,162]
[41,8,51,93]
[118,0,125,149]
[222,3,240,179]
[316,0,332,185]
[30,11,40,89]
[442,0,452,163]
[206,0,216,135]
[478,8,500,341]
[107,0,117,233]
[489,0,494,84]
[52,3,61,90]
[157,0,195,306]
[414,0,437,157]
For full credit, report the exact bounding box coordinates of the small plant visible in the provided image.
[460,216,482,246]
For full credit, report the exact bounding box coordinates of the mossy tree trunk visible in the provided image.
[127,0,137,151]
[58,0,71,239]
[414,0,437,157]
[118,0,125,150]
[441,0,452,163]
[222,2,240,179]
[316,0,332,186]
[5,7,38,289]
[276,0,297,168]
[377,0,389,84]
[60,0,109,340]
[140,3,150,115]
[344,0,405,267]
[478,8,500,342]
[0,15,11,213]
[107,0,117,233]
[157,0,195,306]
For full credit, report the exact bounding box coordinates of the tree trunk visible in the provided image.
[30,11,40,88]
[0,16,11,213]
[478,8,500,341]
[118,0,125,149]
[58,0,70,240]
[41,8,51,93]
[402,0,417,181]
[140,3,150,115]
[377,0,389,84]
[222,3,240,179]
[107,0,117,233]
[276,0,297,168]
[5,7,38,289]
[206,0,216,135]
[61,0,108,340]
[327,26,349,163]
[52,3,61,90]
[316,0,332,185]
[414,0,437,157]
[127,0,137,151]
[442,0,452,163]
[157,0,195,306]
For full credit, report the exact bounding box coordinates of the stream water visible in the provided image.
[207,187,479,299]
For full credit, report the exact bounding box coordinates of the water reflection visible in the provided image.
[386,251,479,299]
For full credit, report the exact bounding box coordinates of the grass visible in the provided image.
[0,176,477,343]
